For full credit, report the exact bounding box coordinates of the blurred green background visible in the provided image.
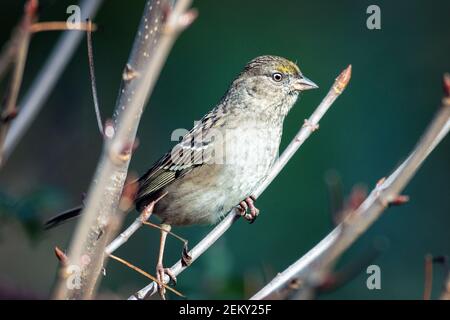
[0,0,449,299]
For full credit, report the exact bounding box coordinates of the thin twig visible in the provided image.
[143,221,188,244]
[129,65,352,300]
[2,0,104,166]
[53,0,196,300]
[108,254,183,297]
[86,19,103,135]
[423,254,433,300]
[250,75,450,300]
[30,21,97,33]
[0,0,37,164]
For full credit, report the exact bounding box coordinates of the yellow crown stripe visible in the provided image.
[276,62,300,75]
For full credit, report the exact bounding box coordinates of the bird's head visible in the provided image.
[230,55,318,117]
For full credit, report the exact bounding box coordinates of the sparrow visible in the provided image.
[46,55,318,298]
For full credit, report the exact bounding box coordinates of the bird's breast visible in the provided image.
[155,123,282,226]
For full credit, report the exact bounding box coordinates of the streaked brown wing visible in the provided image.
[135,111,220,207]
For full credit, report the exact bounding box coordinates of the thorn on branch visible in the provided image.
[163,9,198,34]
[177,9,198,30]
[122,64,139,81]
[376,177,386,188]
[374,177,389,207]
[302,119,319,132]
[54,246,68,266]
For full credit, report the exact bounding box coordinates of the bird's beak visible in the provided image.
[293,76,318,91]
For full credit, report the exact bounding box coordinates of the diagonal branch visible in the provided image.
[52,0,196,300]
[129,65,352,300]
[250,74,450,300]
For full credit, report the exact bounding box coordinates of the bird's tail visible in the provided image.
[44,205,83,230]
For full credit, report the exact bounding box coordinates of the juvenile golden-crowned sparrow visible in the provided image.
[46,55,317,297]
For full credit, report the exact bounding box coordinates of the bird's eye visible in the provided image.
[271,72,283,82]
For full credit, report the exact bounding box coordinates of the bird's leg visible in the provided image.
[143,221,192,267]
[238,195,260,224]
[156,223,176,300]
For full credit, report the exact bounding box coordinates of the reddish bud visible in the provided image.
[25,0,38,17]
[388,195,409,207]
[334,65,352,93]
[443,73,450,97]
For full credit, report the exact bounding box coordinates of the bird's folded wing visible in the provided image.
[136,112,219,203]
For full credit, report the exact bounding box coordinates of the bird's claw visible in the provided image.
[156,264,177,300]
[181,242,192,267]
[238,196,260,223]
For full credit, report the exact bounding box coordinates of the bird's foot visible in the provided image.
[156,263,177,300]
[238,195,260,224]
[181,242,192,267]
